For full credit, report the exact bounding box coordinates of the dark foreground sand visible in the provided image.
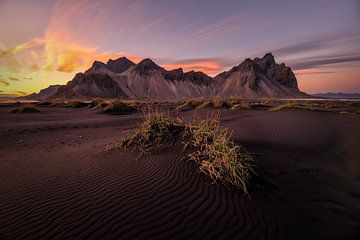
[0,104,359,240]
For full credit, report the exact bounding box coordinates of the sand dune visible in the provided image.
[0,105,359,239]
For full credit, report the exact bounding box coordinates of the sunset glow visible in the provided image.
[0,0,359,96]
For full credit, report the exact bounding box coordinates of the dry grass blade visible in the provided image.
[186,117,254,193]
[118,107,185,155]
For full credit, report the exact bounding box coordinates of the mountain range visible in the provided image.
[26,53,309,100]
[312,93,360,99]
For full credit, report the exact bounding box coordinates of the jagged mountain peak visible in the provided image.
[135,58,164,74]
[90,61,106,70]
[257,52,276,71]
[106,57,135,73]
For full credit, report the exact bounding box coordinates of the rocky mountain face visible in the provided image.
[49,53,307,99]
[22,85,62,100]
[213,53,305,98]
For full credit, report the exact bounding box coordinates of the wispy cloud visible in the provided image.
[0,79,10,86]
[8,76,20,81]
[291,54,360,70]
[14,90,27,95]
[159,57,233,75]
[294,71,335,75]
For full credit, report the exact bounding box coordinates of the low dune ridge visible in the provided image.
[0,101,359,239]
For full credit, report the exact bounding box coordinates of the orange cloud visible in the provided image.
[162,60,225,75]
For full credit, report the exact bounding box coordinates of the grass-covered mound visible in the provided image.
[103,101,137,114]
[176,99,204,111]
[113,110,254,193]
[88,98,109,109]
[119,110,185,154]
[63,101,88,108]
[36,101,53,106]
[199,99,233,109]
[9,105,43,113]
[186,118,253,193]
[230,102,251,110]
[269,102,315,111]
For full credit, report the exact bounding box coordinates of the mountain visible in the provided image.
[312,93,360,99]
[212,53,306,98]
[53,57,213,99]
[47,53,307,99]
[21,85,62,100]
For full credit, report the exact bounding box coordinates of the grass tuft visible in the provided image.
[36,101,53,106]
[186,117,254,193]
[9,105,43,113]
[89,98,109,109]
[63,101,88,108]
[118,109,185,154]
[269,102,315,111]
[231,102,251,110]
[113,109,254,193]
[176,99,204,111]
[103,101,137,114]
[199,99,232,109]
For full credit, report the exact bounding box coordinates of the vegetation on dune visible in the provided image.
[199,99,233,109]
[9,105,43,113]
[119,109,185,154]
[185,117,253,193]
[36,101,53,106]
[231,102,251,110]
[176,99,204,111]
[89,98,109,109]
[344,101,360,108]
[63,101,88,108]
[103,101,137,114]
[112,109,254,193]
[269,102,315,111]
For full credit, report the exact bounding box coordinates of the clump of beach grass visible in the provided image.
[269,102,315,111]
[36,101,53,106]
[199,99,233,109]
[112,109,254,193]
[103,100,137,114]
[176,99,204,111]
[185,117,253,193]
[9,105,43,113]
[63,101,88,108]
[231,102,251,110]
[88,98,109,109]
[117,109,185,155]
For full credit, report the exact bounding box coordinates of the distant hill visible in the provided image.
[21,85,62,100]
[313,93,360,99]
[29,53,308,100]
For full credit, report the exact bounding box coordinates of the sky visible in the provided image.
[0,0,359,96]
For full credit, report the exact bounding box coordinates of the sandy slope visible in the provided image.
[0,105,359,239]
